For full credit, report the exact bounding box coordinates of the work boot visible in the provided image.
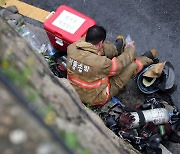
[134,49,158,74]
[142,49,159,63]
[136,56,154,67]
[115,35,125,55]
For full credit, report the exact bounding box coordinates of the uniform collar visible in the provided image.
[76,40,99,55]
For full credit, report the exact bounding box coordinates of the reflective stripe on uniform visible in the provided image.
[108,57,118,76]
[93,83,110,106]
[135,59,144,74]
[68,73,108,89]
[67,57,118,105]
[68,73,110,105]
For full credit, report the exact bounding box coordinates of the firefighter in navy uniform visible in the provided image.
[66,25,157,106]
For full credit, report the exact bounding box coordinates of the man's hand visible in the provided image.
[125,41,135,48]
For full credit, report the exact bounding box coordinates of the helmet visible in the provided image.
[136,61,175,94]
[158,61,175,91]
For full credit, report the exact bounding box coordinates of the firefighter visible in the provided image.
[66,25,157,106]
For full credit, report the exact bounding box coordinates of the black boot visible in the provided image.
[115,35,125,55]
[141,49,159,63]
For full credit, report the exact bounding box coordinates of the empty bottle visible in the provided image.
[61,55,67,62]
[17,24,42,53]
[125,35,132,46]
[39,44,47,54]
[47,43,56,56]
[60,56,67,68]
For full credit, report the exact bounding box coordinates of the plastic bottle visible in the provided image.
[61,56,67,62]
[47,43,56,56]
[158,125,165,135]
[39,44,47,54]
[125,35,132,46]
[17,24,30,37]
[61,61,67,68]
[57,55,67,68]
[17,24,42,53]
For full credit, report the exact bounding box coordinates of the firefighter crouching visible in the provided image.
[66,25,157,106]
